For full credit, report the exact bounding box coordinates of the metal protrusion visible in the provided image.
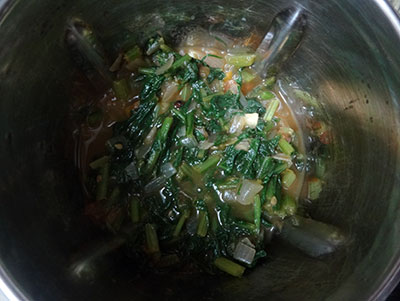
[279,215,348,257]
[254,6,307,78]
[69,235,126,281]
[65,18,113,89]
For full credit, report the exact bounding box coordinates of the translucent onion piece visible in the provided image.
[144,126,158,145]
[135,143,152,159]
[221,189,237,202]
[181,137,198,148]
[237,179,264,205]
[125,161,139,180]
[244,113,259,128]
[239,92,248,108]
[229,115,245,134]
[155,55,174,75]
[160,162,177,178]
[233,241,256,265]
[144,176,167,195]
[235,140,250,151]
[187,98,197,113]
[177,125,186,138]
[160,81,180,113]
[196,127,209,140]
[199,140,214,150]
[272,153,293,167]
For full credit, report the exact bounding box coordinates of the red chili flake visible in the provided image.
[174,100,184,109]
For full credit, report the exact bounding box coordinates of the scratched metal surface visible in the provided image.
[0,0,399,300]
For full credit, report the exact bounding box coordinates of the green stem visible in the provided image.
[171,108,186,123]
[144,116,174,174]
[273,162,288,175]
[180,84,192,101]
[185,111,195,138]
[197,211,209,237]
[145,223,160,254]
[194,154,221,174]
[278,138,295,155]
[281,169,296,189]
[266,176,277,202]
[264,99,280,121]
[173,210,189,237]
[214,257,245,277]
[171,54,191,70]
[254,194,261,232]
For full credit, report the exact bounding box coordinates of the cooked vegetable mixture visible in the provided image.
[82,34,306,277]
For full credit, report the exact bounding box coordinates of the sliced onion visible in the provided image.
[199,140,214,150]
[187,98,197,113]
[155,55,174,75]
[135,143,152,159]
[144,175,167,195]
[224,108,241,120]
[237,179,264,205]
[239,92,248,108]
[229,115,245,134]
[241,237,256,248]
[160,162,177,178]
[196,127,209,140]
[204,55,225,69]
[125,161,139,180]
[233,241,256,265]
[177,125,186,138]
[144,125,158,145]
[181,137,198,148]
[235,140,250,151]
[186,215,198,235]
[160,81,180,113]
[272,153,293,167]
[221,189,237,202]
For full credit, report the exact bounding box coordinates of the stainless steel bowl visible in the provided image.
[0,0,400,300]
